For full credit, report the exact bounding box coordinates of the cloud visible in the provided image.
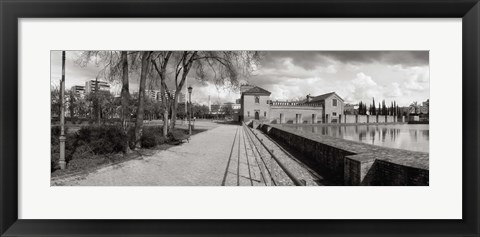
[391,65,430,92]
[260,51,336,71]
[266,77,325,101]
[192,81,240,105]
[345,72,383,103]
[260,51,429,71]
[385,82,403,98]
[321,51,429,67]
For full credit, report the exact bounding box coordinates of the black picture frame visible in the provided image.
[1,0,479,236]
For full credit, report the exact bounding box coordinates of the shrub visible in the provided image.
[51,125,68,138]
[76,125,127,154]
[140,126,166,148]
[51,152,60,172]
[71,144,95,160]
[127,126,137,149]
[167,129,188,141]
[51,124,172,173]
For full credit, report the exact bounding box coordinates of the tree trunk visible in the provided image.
[95,77,101,124]
[161,95,169,137]
[120,51,131,153]
[69,92,75,119]
[169,92,179,131]
[169,52,195,131]
[134,51,152,148]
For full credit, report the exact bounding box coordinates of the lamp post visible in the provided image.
[188,86,193,135]
[59,51,66,169]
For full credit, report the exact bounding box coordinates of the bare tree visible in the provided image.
[94,76,101,124]
[76,51,141,152]
[151,51,173,137]
[168,51,261,131]
[120,51,131,153]
[134,51,153,148]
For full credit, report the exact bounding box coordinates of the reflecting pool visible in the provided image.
[289,124,429,153]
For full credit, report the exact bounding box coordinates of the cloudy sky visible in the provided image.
[51,51,429,106]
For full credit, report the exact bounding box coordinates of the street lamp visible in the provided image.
[188,86,193,135]
[59,51,67,170]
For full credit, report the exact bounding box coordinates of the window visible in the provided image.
[248,111,250,117]
[333,112,337,116]
[264,111,267,117]
[255,96,260,104]
[333,99,337,107]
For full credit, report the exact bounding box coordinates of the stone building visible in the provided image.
[268,101,323,124]
[305,92,345,123]
[240,85,345,124]
[240,85,271,122]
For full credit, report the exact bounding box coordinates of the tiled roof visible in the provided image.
[309,92,343,103]
[243,86,271,95]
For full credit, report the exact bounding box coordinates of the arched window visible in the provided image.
[255,96,260,104]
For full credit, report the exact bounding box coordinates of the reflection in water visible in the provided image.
[291,124,429,153]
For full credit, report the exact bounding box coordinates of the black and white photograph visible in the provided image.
[50,51,429,186]
[5,0,480,235]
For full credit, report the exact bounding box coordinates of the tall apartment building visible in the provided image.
[155,90,186,103]
[145,89,160,101]
[85,79,111,94]
[70,85,85,98]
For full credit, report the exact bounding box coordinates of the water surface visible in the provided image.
[288,124,429,153]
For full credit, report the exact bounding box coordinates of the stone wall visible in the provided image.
[357,115,368,123]
[259,124,429,186]
[377,115,385,123]
[386,115,394,123]
[345,115,356,123]
[342,115,399,124]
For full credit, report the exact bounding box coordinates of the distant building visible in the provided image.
[85,80,110,94]
[70,85,85,98]
[145,89,160,101]
[210,104,222,114]
[178,92,186,103]
[222,102,241,120]
[344,103,357,115]
[420,100,429,114]
[154,90,186,103]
